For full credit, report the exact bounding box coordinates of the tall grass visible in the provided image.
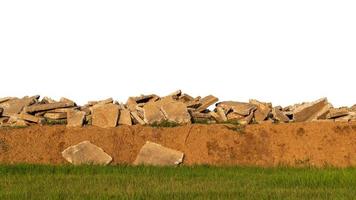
[0,165,355,200]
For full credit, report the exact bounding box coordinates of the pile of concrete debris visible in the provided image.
[0,91,355,128]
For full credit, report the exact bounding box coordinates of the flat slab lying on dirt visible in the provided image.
[133,141,184,166]
[62,141,112,165]
[0,121,355,167]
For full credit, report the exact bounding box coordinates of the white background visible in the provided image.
[1,1,355,107]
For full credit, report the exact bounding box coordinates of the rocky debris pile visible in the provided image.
[0,91,355,128]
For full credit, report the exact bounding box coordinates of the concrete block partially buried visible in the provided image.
[62,141,112,165]
[133,141,184,166]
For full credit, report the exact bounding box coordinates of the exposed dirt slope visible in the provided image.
[0,122,355,167]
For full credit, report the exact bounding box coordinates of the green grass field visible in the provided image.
[0,165,355,200]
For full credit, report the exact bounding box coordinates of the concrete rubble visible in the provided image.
[67,110,86,127]
[62,141,112,165]
[133,141,184,166]
[92,103,120,128]
[0,91,355,128]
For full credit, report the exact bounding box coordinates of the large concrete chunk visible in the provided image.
[92,104,119,128]
[131,111,146,125]
[351,105,356,112]
[62,141,112,165]
[160,101,191,124]
[15,113,42,123]
[118,109,132,125]
[327,108,349,119]
[249,99,272,121]
[196,95,219,112]
[24,102,75,113]
[133,141,184,166]
[293,98,331,122]
[216,107,227,122]
[143,101,166,124]
[0,97,14,104]
[87,98,113,106]
[0,96,37,116]
[272,108,290,122]
[44,112,67,120]
[217,101,256,116]
[67,110,86,127]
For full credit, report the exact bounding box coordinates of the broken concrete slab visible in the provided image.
[216,107,227,122]
[133,141,184,166]
[0,97,15,104]
[67,110,86,127]
[62,141,112,165]
[217,101,257,116]
[226,112,245,121]
[60,97,75,105]
[160,101,191,124]
[272,108,290,122]
[50,107,77,113]
[167,90,182,100]
[196,95,219,112]
[143,100,167,124]
[209,111,222,122]
[14,113,42,123]
[92,104,119,128]
[41,96,57,104]
[131,111,146,125]
[118,109,132,125]
[185,101,202,109]
[293,98,331,122]
[133,94,159,104]
[240,111,254,125]
[178,93,195,103]
[249,99,272,122]
[11,119,29,127]
[0,96,38,116]
[189,111,212,119]
[334,112,356,122]
[351,105,356,112]
[87,98,114,107]
[44,112,67,120]
[24,102,75,113]
[126,97,138,112]
[327,108,349,119]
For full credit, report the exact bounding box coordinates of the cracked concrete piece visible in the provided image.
[133,141,184,166]
[62,141,112,165]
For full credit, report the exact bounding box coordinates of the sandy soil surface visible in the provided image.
[0,121,355,167]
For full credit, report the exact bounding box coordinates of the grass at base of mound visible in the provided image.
[0,165,355,200]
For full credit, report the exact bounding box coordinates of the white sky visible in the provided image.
[0,1,355,107]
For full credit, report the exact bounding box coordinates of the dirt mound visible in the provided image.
[0,121,355,167]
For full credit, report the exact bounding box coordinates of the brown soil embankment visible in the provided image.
[0,122,355,167]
